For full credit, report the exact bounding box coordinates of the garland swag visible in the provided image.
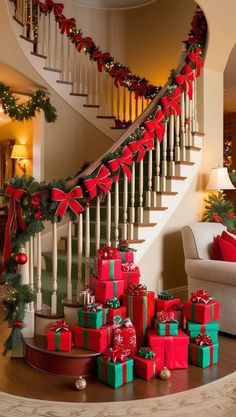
[1,7,207,353]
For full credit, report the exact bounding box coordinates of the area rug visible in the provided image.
[0,371,235,417]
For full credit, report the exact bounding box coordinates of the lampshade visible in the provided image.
[205,167,235,190]
[11,144,29,160]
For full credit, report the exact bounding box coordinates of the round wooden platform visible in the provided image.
[23,336,100,377]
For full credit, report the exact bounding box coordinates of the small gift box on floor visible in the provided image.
[78,303,108,329]
[154,311,178,336]
[184,290,220,324]
[189,333,219,368]
[113,315,137,357]
[186,320,219,344]
[134,347,161,381]
[122,284,155,348]
[94,245,122,281]
[121,262,140,288]
[72,324,112,352]
[155,291,180,313]
[89,275,125,304]
[106,298,127,324]
[97,347,134,388]
[117,240,136,263]
[47,320,72,352]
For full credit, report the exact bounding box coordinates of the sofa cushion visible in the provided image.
[212,235,236,262]
[211,236,224,261]
[221,230,236,246]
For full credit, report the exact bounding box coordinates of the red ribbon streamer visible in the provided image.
[109,67,130,87]
[51,186,84,217]
[187,47,203,77]
[3,185,27,264]
[83,164,112,200]
[144,108,166,143]
[56,15,76,36]
[161,87,181,116]
[108,145,133,181]
[175,64,194,99]
[128,130,154,162]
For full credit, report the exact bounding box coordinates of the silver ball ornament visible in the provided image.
[159,366,171,380]
[75,376,87,390]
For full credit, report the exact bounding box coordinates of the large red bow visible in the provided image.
[194,333,213,346]
[51,186,84,217]
[108,145,133,181]
[128,130,154,162]
[49,320,70,332]
[92,50,111,72]
[187,47,203,77]
[161,87,181,116]
[109,67,130,87]
[3,185,27,264]
[190,289,212,304]
[97,245,118,260]
[130,80,148,100]
[126,283,148,296]
[83,164,112,200]
[57,16,76,36]
[144,108,165,143]
[103,347,127,363]
[175,64,194,99]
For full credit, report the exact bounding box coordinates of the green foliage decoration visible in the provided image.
[203,192,236,232]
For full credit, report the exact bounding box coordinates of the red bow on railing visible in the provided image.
[83,164,112,200]
[157,310,177,323]
[3,185,27,264]
[187,47,203,77]
[97,245,118,260]
[37,0,64,17]
[103,347,127,363]
[175,64,194,99]
[51,186,84,217]
[194,333,213,346]
[190,289,212,304]
[126,283,148,296]
[49,320,70,332]
[130,80,148,100]
[144,108,165,143]
[109,67,130,87]
[92,50,111,72]
[108,145,133,181]
[161,87,181,116]
[128,130,154,162]
[56,15,76,36]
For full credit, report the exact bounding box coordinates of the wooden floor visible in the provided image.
[0,303,236,403]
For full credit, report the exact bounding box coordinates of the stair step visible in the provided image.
[20,34,34,43]
[186,146,201,151]
[192,131,205,136]
[70,92,88,97]
[134,222,157,227]
[83,104,100,108]
[127,239,145,244]
[31,51,47,59]
[44,66,61,73]
[156,191,178,196]
[166,176,187,180]
[110,126,127,129]
[144,206,168,211]
[175,161,195,166]
[56,80,73,85]
[35,304,64,319]
[13,16,24,26]
[97,115,115,119]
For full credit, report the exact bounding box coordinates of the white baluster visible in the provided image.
[122,174,128,239]
[185,92,190,146]
[116,86,120,122]
[110,76,114,117]
[114,181,119,245]
[36,231,42,311]
[54,19,58,68]
[155,140,161,193]
[129,91,132,122]
[29,236,34,311]
[29,0,33,41]
[20,242,34,339]
[47,13,52,68]
[146,149,152,207]
[138,159,144,223]
[106,191,111,246]
[161,121,168,191]
[77,213,83,301]
[168,114,175,176]
[129,162,135,239]
[67,219,72,301]
[175,114,181,162]
[180,91,186,161]
[51,221,58,314]
[192,69,198,133]
[95,197,100,251]
[123,87,126,123]
[85,205,90,285]
[60,34,64,80]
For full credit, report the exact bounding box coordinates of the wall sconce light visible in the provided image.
[11,144,29,175]
[205,166,235,192]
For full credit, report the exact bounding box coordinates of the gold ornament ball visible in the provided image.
[75,377,87,390]
[159,367,171,380]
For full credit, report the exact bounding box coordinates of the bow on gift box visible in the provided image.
[112,315,133,329]
[157,291,174,300]
[175,64,195,100]
[92,50,111,72]
[129,130,154,162]
[187,47,203,77]
[83,164,113,200]
[157,310,178,323]
[108,146,133,181]
[144,108,166,143]
[117,240,136,252]
[161,87,181,116]
[56,15,76,36]
[84,303,102,312]
[106,297,121,309]
[190,289,212,304]
[49,320,70,332]
[51,186,84,217]
[138,347,155,359]
[121,262,136,272]
[126,283,148,296]
[103,347,127,363]
[3,185,27,264]
[97,245,118,260]
[80,287,95,305]
[194,333,213,346]
[109,67,130,87]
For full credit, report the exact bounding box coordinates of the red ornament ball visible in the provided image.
[15,252,28,265]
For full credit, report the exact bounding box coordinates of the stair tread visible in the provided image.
[31,51,47,59]
[83,104,100,108]
[20,34,34,43]
[156,191,178,195]
[134,222,157,227]
[13,16,24,26]
[175,161,195,166]
[97,115,115,119]
[144,206,168,211]
[70,92,88,97]
[166,176,187,180]
[44,66,61,73]
[56,80,73,85]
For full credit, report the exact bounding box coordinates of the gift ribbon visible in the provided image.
[161,87,181,116]
[109,67,130,87]
[121,262,136,272]
[49,320,70,332]
[117,240,136,252]
[190,289,212,304]
[157,311,178,323]
[83,164,112,200]
[102,347,127,363]
[106,297,120,309]
[194,333,213,346]
[144,108,166,143]
[191,343,214,366]
[175,64,194,99]
[126,284,148,296]
[97,245,118,260]
[84,303,102,312]
[113,315,133,329]
[187,47,203,77]
[157,291,174,300]
[55,331,61,350]
[138,347,155,359]
[83,328,89,349]
[51,186,84,217]
[108,145,133,181]
[3,185,27,264]
[128,130,154,162]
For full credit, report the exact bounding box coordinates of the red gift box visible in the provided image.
[72,324,112,352]
[122,290,155,348]
[107,306,127,324]
[134,355,162,380]
[155,297,180,313]
[169,305,186,330]
[47,329,72,352]
[89,275,125,304]
[184,300,220,324]
[121,267,140,289]
[95,256,122,281]
[117,251,134,263]
[113,326,137,357]
[147,329,189,369]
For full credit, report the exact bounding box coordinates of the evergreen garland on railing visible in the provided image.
[1,6,207,353]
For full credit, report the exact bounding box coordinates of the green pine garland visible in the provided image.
[0,83,57,122]
[203,192,236,231]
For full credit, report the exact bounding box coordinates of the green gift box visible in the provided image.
[186,320,219,344]
[155,320,178,336]
[189,342,219,368]
[78,308,108,329]
[97,357,133,388]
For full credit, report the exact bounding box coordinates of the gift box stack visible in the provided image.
[185,290,220,368]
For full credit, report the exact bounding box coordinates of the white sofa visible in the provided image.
[181,222,236,335]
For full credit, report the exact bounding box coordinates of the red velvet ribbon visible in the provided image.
[57,15,76,36]
[108,145,133,181]
[73,34,93,52]
[157,310,176,323]
[3,185,27,264]
[51,186,84,217]
[49,320,70,332]
[109,67,130,87]
[92,50,111,72]
[161,87,181,116]
[194,333,213,346]
[102,347,127,363]
[144,108,166,143]
[83,164,112,200]
[128,130,154,162]
[130,80,148,100]
[187,47,203,77]
[190,289,211,304]
[97,245,118,259]
[126,283,148,296]
[175,64,194,99]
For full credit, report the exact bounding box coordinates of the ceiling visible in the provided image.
[71,0,157,10]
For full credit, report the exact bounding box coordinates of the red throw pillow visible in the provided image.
[217,236,236,262]
[221,230,236,246]
[211,235,224,260]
